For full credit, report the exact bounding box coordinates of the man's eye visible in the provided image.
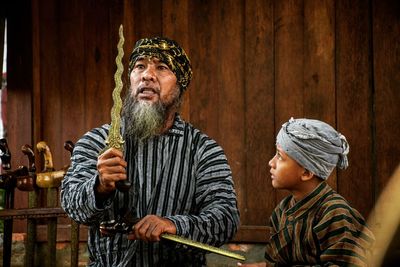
[158,65,169,70]
[134,64,145,69]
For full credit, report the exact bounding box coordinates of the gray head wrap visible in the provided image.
[276,118,350,180]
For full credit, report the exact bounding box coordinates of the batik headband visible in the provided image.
[129,37,193,91]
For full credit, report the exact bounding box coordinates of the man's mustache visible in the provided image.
[135,87,160,96]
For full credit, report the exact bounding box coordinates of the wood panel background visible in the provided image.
[4,0,400,242]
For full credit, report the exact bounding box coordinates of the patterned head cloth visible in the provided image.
[276,118,350,180]
[128,37,193,91]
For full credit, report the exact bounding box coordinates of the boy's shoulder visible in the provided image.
[314,186,367,226]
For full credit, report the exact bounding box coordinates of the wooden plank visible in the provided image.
[59,0,85,166]
[84,0,112,131]
[109,0,130,103]
[372,0,400,196]
[274,0,305,203]
[243,0,275,226]
[336,0,373,217]
[162,0,191,121]
[36,224,88,242]
[233,226,271,243]
[122,0,136,61]
[133,0,163,38]
[187,0,219,138]
[303,0,337,189]
[32,0,42,162]
[6,0,33,232]
[0,207,67,220]
[38,0,62,171]
[216,0,246,230]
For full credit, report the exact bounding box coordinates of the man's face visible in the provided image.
[130,56,179,107]
[122,56,180,141]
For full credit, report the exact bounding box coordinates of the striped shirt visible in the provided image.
[265,182,374,266]
[61,115,240,266]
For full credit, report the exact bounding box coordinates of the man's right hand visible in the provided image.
[96,148,127,195]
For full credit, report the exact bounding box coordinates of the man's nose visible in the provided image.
[142,66,156,81]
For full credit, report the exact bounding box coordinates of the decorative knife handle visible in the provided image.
[36,141,55,172]
[0,138,11,170]
[104,25,131,192]
[21,144,36,173]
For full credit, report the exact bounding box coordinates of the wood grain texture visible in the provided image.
[59,0,85,165]
[5,0,400,242]
[187,0,219,138]
[217,0,245,226]
[372,0,400,197]
[133,0,163,39]
[336,0,373,217]
[243,0,275,226]
[6,0,33,232]
[84,0,112,132]
[38,0,62,170]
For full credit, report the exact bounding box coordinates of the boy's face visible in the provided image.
[268,145,306,190]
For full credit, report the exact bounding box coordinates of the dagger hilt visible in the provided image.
[17,144,37,191]
[63,141,75,155]
[21,144,36,173]
[0,138,12,171]
[36,141,54,172]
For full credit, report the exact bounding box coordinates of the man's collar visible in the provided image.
[167,113,185,137]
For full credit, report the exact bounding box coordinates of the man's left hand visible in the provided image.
[127,215,176,242]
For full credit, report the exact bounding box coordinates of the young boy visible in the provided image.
[239,118,374,267]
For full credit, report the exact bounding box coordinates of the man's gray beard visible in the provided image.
[122,98,166,142]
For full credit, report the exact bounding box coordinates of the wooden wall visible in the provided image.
[5,0,400,242]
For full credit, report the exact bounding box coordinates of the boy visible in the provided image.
[240,118,374,267]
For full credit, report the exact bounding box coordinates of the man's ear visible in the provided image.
[301,169,314,181]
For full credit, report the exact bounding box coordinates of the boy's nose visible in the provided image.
[268,156,275,168]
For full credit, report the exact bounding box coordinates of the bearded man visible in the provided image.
[61,37,240,266]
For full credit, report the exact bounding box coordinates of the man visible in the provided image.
[61,37,240,266]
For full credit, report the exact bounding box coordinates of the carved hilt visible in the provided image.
[0,138,12,171]
[0,166,29,191]
[22,144,36,173]
[17,145,37,191]
[36,141,55,172]
[0,139,29,191]
[64,141,74,156]
[36,141,64,188]
[62,140,75,172]
[35,170,65,188]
